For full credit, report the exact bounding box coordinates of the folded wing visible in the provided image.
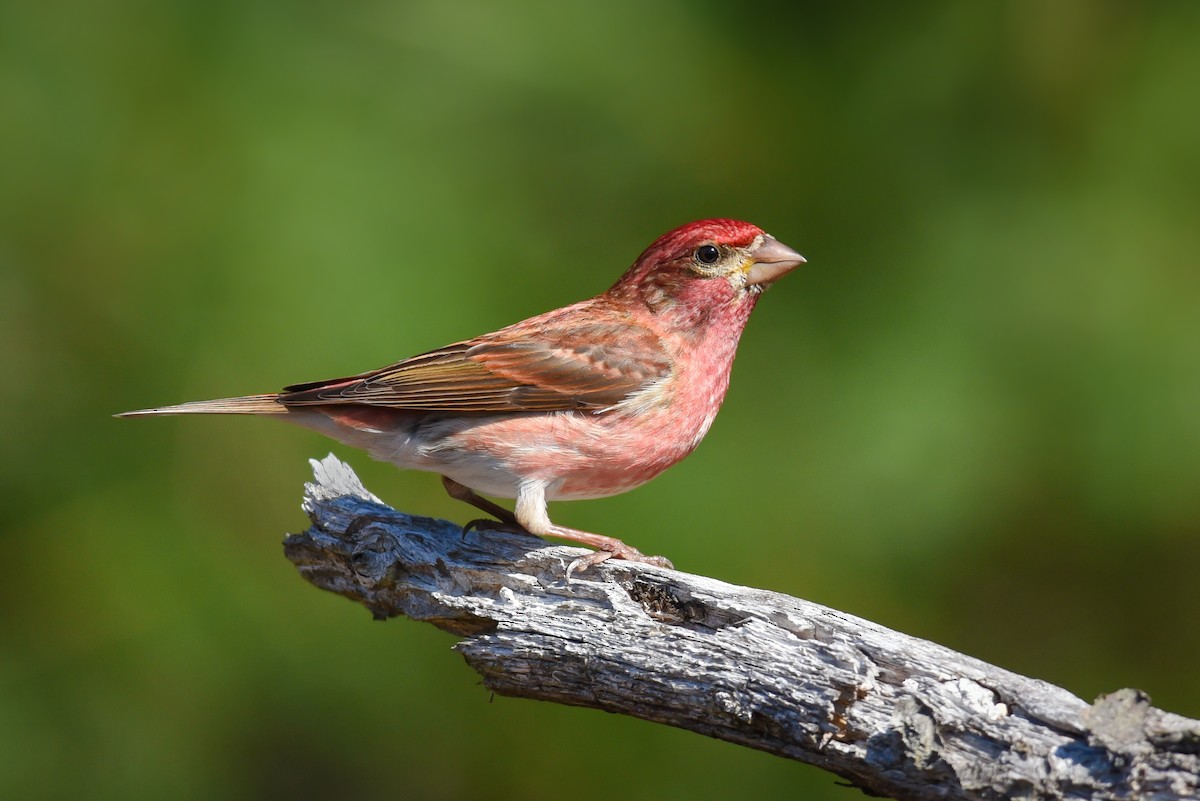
[279,321,672,413]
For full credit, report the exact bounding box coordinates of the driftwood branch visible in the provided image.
[284,455,1200,801]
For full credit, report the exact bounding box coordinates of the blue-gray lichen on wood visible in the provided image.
[285,454,1200,801]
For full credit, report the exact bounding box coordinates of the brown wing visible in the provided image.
[278,321,671,413]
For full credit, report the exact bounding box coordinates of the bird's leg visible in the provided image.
[442,477,674,572]
[514,482,674,574]
[440,475,521,533]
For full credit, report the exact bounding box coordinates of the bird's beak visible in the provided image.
[744,235,806,287]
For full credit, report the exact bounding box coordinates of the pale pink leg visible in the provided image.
[441,476,673,573]
[516,481,673,574]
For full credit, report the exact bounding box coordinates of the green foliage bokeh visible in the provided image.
[2,2,1198,799]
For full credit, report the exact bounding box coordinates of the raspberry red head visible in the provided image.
[608,219,803,314]
[616,219,767,287]
[646,218,767,256]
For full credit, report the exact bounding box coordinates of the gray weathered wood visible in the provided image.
[285,455,1200,801]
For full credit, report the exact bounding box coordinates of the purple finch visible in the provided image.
[119,219,805,571]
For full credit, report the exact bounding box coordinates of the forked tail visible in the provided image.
[115,394,288,417]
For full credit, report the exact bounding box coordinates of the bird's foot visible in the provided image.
[462,517,526,537]
[441,477,673,574]
[562,538,674,578]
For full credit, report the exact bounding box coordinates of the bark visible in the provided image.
[284,455,1200,801]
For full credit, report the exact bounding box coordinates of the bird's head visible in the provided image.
[607,219,805,321]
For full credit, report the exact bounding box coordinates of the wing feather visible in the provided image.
[278,321,671,413]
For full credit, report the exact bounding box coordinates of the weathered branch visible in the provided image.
[284,455,1200,801]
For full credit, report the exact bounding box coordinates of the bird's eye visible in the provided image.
[695,244,720,265]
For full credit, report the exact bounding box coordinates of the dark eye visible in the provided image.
[695,244,720,265]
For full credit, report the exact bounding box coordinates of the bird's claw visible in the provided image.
[565,547,673,579]
[463,517,527,536]
[461,517,674,577]
[565,551,614,578]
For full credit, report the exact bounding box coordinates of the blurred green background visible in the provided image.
[3,1,1198,798]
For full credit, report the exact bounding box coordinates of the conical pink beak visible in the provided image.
[744,235,806,287]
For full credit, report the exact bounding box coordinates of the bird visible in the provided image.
[118,219,805,572]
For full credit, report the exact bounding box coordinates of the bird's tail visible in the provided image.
[115,394,288,418]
